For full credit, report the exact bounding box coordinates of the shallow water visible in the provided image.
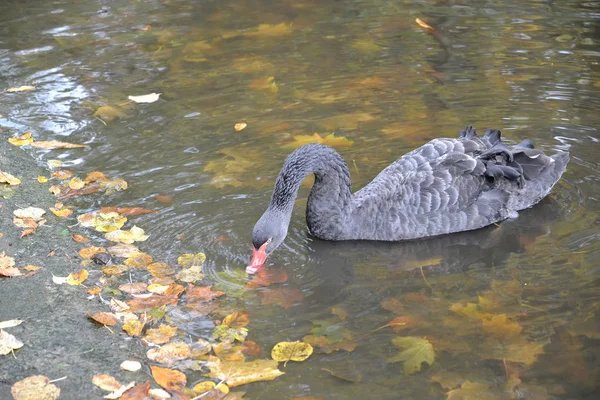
[1,0,599,398]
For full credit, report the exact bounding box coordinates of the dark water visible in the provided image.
[1,0,599,398]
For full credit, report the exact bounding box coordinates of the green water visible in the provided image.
[1,0,598,398]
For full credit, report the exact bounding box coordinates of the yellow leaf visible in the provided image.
[446,381,498,400]
[8,132,33,146]
[481,314,523,338]
[150,365,186,391]
[100,178,128,195]
[479,337,543,366]
[78,246,106,259]
[143,324,178,345]
[66,269,88,285]
[37,175,48,183]
[123,252,153,268]
[0,171,21,186]
[415,18,435,32]
[78,211,127,232]
[234,122,247,131]
[5,85,36,93]
[351,38,383,54]
[104,226,148,244]
[94,105,127,122]
[30,140,87,149]
[176,265,205,283]
[244,23,292,38]
[271,341,313,365]
[222,311,250,328]
[47,159,63,169]
[388,336,435,374]
[177,252,206,267]
[205,356,285,387]
[50,207,73,218]
[122,319,145,337]
[68,177,86,190]
[282,133,353,150]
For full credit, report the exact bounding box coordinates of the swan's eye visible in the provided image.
[266,238,272,245]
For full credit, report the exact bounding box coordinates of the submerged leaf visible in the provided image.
[205,356,284,387]
[150,365,186,391]
[388,336,435,375]
[128,93,161,103]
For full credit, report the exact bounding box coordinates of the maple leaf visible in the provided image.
[204,356,284,387]
[388,336,435,374]
[481,314,523,338]
[478,337,543,366]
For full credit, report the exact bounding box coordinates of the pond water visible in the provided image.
[1,0,599,398]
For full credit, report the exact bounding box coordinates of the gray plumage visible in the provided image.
[251,127,569,255]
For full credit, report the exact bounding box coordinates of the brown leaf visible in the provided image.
[147,262,176,277]
[72,234,91,243]
[99,206,156,216]
[186,285,225,302]
[88,312,118,326]
[120,381,150,400]
[127,295,178,312]
[241,340,261,357]
[119,282,148,294]
[244,269,288,289]
[123,252,153,268]
[481,314,523,338]
[20,229,35,238]
[147,342,192,365]
[144,324,178,345]
[222,311,250,328]
[302,335,356,354]
[381,298,405,314]
[150,365,187,391]
[92,374,122,391]
[79,246,106,259]
[30,140,87,149]
[259,288,304,310]
[213,341,246,361]
[155,195,174,204]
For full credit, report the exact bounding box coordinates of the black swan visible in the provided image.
[247,127,569,273]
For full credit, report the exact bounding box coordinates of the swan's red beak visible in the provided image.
[246,242,268,274]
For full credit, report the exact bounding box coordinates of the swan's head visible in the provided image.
[247,209,289,274]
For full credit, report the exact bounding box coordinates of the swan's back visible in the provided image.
[340,127,569,241]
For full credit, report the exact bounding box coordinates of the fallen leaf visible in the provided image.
[222,312,250,328]
[94,105,127,122]
[244,23,292,38]
[72,234,91,243]
[14,207,45,221]
[108,244,140,258]
[68,177,86,190]
[85,171,109,182]
[446,381,500,400]
[241,340,261,357]
[31,140,87,149]
[150,366,186,391]
[186,285,225,302]
[302,335,356,354]
[481,314,523,338]
[213,341,246,362]
[127,295,178,313]
[144,324,178,345]
[478,337,543,365]
[259,288,304,310]
[119,381,150,400]
[66,268,88,285]
[178,252,206,267]
[155,195,174,204]
[309,319,352,344]
[120,360,142,372]
[415,18,435,32]
[0,171,21,185]
[123,319,145,337]
[50,207,73,218]
[430,371,465,390]
[271,341,313,366]
[282,133,353,150]
[37,175,49,183]
[100,178,128,195]
[388,336,435,375]
[0,329,24,354]
[331,307,349,321]
[244,269,288,289]
[104,226,149,244]
[0,319,23,329]
[5,85,36,93]
[8,132,34,146]
[212,312,250,342]
[78,212,127,233]
[79,246,106,259]
[99,206,156,216]
[147,342,191,365]
[205,356,284,387]
[20,229,35,238]
[381,298,405,314]
[87,287,102,295]
[47,159,63,169]
[119,282,148,294]
[176,265,205,283]
[11,375,60,400]
[129,93,161,103]
[51,170,74,179]
[321,364,363,383]
[147,262,176,277]
[191,338,213,358]
[0,252,21,277]
[148,388,172,399]
[102,264,129,276]
[52,274,68,284]
[88,312,118,326]
[123,251,153,268]
[234,122,247,132]
[104,381,136,399]
[92,374,122,391]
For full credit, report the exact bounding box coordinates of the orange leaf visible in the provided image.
[241,340,261,357]
[244,269,288,289]
[186,285,225,302]
[120,381,150,400]
[72,234,91,243]
[147,262,176,277]
[150,365,187,391]
[20,229,35,238]
[88,312,118,326]
[85,171,108,182]
[381,298,405,314]
[415,18,435,32]
[385,316,416,333]
[123,319,145,336]
[144,324,178,345]
[79,246,106,259]
[222,311,250,328]
[99,206,156,216]
[127,295,178,312]
[119,282,148,294]
[30,140,87,149]
[155,195,174,204]
[123,252,153,268]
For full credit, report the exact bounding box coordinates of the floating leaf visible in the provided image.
[50,207,73,218]
[123,252,153,268]
[186,285,225,302]
[0,171,21,185]
[92,375,122,392]
[147,262,176,277]
[0,252,21,277]
[94,105,127,122]
[104,226,149,244]
[100,178,128,195]
[127,295,178,313]
[72,234,91,243]
[128,93,161,103]
[108,244,140,258]
[102,264,129,276]
[213,341,246,361]
[122,319,145,337]
[212,312,250,342]
[119,282,148,294]
[150,365,186,391]
[388,336,435,375]
[271,341,313,366]
[147,341,191,365]
[234,122,247,131]
[78,212,127,233]
[79,246,106,259]
[282,133,353,150]
[223,311,250,328]
[0,329,24,354]
[446,381,499,400]
[178,252,206,267]
[144,324,178,345]
[31,140,87,149]
[14,207,45,221]
[176,265,205,283]
[104,381,136,399]
[415,18,434,32]
[47,159,63,169]
[5,85,36,93]
[11,376,60,400]
[205,356,284,387]
[99,206,156,216]
[302,335,357,354]
[8,132,33,146]
[117,381,149,400]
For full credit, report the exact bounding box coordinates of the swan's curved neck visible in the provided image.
[268,143,352,239]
